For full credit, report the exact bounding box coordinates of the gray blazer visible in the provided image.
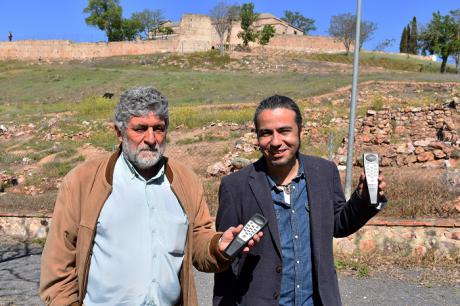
[213,154,379,306]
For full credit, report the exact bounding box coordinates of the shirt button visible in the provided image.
[297,285,300,288]
[292,209,295,213]
[276,266,282,273]
[294,235,299,239]
[296,260,300,264]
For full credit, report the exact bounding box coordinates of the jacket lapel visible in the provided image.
[302,155,322,270]
[248,159,282,257]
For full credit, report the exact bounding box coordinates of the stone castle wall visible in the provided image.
[0,11,346,62]
[0,35,345,61]
[0,39,180,61]
[262,35,344,53]
[178,14,214,52]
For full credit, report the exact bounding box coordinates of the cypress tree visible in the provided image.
[400,26,408,53]
[405,25,411,53]
[409,16,418,54]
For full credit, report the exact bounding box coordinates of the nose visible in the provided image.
[143,128,156,145]
[270,131,282,147]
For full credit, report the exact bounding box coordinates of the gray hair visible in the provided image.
[114,86,169,133]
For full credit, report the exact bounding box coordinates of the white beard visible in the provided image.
[122,137,166,169]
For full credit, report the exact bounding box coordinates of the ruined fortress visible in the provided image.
[0,14,345,61]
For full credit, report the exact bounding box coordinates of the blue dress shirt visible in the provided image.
[267,159,314,306]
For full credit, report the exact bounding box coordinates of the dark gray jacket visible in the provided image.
[213,154,379,306]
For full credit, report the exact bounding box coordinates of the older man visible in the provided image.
[40,87,261,306]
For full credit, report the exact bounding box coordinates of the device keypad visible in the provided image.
[240,220,262,241]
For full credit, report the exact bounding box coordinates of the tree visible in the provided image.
[374,38,395,51]
[405,25,411,52]
[158,26,174,35]
[355,20,377,50]
[399,26,408,53]
[281,10,316,34]
[419,11,460,73]
[210,2,240,55]
[83,0,124,41]
[131,9,165,40]
[409,16,419,54]
[258,25,275,45]
[451,9,460,73]
[328,13,377,55]
[238,3,259,48]
[122,17,143,41]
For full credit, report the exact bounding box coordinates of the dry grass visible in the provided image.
[0,192,57,215]
[203,176,221,216]
[334,251,460,286]
[378,168,460,218]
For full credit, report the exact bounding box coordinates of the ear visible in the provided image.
[114,125,123,142]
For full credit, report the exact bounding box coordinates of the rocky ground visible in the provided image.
[1,81,459,217]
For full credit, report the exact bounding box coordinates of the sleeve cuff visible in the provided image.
[374,195,388,210]
[210,233,232,265]
[352,190,388,211]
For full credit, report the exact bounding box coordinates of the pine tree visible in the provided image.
[409,16,418,54]
[399,26,408,53]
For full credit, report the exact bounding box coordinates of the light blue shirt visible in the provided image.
[267,158,314,306]
[84,155,188,306]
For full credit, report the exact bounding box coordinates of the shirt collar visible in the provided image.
[266,157,305,191]
[122,154,165,184]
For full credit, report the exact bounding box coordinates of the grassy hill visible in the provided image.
[0,50,459,217]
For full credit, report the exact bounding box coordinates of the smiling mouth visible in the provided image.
[269,150,287,157]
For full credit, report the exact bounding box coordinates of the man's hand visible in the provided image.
[356,170,386,202]
[218,225,263,254]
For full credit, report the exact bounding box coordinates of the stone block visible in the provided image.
[433,149,446,159]
[359,240,376,253]
[412,245,427,257]
[393,126,405,134]
[414,147,425,155]
[429,141,445,150]
[414,139,433,147]
[361,134,373,143]
[444,231,460,241]
[417,151,434,162]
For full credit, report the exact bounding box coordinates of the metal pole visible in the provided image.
[328,131,334,161]
[344,0,362,200]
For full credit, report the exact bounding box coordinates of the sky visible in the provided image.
[0,1,458,53]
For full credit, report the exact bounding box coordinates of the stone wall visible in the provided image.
[334,218,460,260]
[179,14,214,52]
[336,99,460,168]
[0,36,345,62]
[0,215,50,239]
[1,214,458,261]
[261,35,344,53]
[0,39,181,61]
[206,99,459,176]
